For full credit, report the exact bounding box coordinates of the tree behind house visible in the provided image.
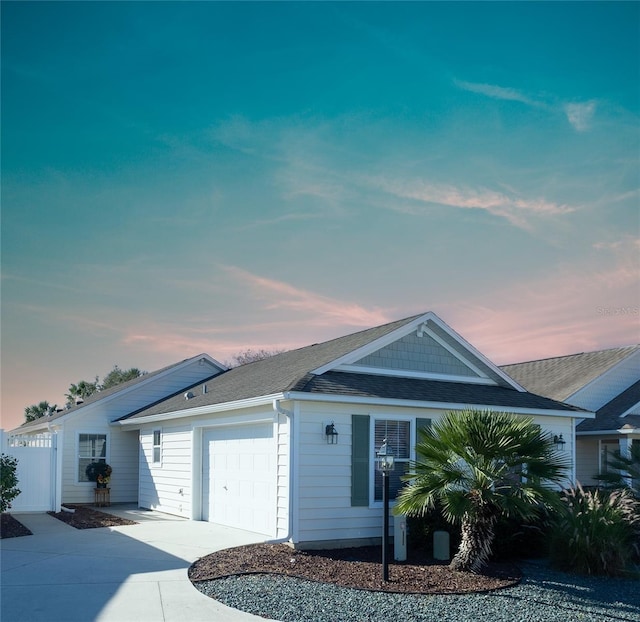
[23,365,145,423]
[24,401,57,423]
[99,365,143,390]
[225,348,285,367]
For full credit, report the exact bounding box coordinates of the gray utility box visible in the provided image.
[394,514,407,561]
[433,530,450,560]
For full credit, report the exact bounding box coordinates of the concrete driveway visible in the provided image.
[1,507,272,622]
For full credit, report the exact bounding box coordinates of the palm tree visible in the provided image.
[595,443,640,496]
[395,409,570,573]
[65,378,99,405]
[24,400,57,422]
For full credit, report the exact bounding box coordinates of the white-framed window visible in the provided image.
[78,433,107,483]
[373,418,412,502]
[152,429,162,465]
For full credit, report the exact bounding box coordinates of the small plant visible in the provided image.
[85,462,112,486]
[595,443,640,496]
[0,454,21,513]
[550,484,640,576]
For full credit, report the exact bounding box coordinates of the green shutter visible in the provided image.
[416,418,432,440]
[351,414,370,507]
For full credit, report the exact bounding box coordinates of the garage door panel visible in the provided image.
[202,425,275,536]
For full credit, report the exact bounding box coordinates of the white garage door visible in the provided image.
[202,424,275,536]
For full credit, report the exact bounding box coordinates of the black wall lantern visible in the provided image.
[553,434,566,450]
[325,422,339,444]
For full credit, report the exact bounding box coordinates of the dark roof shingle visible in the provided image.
[501,346,639,402]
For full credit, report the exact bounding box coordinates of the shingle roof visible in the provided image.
[120,314,583,421]
[577,379,640,432]
[293,371,582,412]
[500,346,640,402]
[119,315,423,420]
[13,354,214,432]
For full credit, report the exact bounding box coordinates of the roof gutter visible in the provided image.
[577,428,640,436]
[282,391,593,419]
[112,393,286,427]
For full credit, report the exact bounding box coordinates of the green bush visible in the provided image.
[491,509,553,561]
[550,484,640,576]
[0,453,21,513]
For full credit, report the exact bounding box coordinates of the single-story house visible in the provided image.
[502,345,639,487]
[9,354,226,510]
[108,311,586,547]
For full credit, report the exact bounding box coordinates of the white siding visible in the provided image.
[293,402,576,546]
[139,423,193,517]
[276,410,291,539]
[138,404,286,531]
[50,358,218,506]
[60,409,140,505]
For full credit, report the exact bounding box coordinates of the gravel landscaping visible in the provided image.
[195,562,640,622]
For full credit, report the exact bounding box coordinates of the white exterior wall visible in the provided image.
[23,358,221,506]
[139,422,193,517]
[293,401,576,546]
[59,411,139,505]
[138,404,289,537]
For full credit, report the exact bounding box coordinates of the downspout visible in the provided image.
[268,398,295,544]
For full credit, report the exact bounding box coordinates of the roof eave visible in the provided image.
[283,391,590,418]
[112,393,286,427]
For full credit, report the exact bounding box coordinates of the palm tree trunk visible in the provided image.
[450,513,496,573]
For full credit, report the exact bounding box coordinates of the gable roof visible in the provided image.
[577,379,640,433]
[119,312,585,422]
[12,354,225,433]
[501,346,640,402]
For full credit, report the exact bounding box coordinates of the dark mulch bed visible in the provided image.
[47,505,137,529]
[0,513,33,539]
[189,543,521,595]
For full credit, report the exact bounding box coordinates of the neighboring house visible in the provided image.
[502,345,640,487]
[111,311,588,548]
[9,354,225,511]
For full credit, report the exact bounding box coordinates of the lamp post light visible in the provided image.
[376,438,395,582]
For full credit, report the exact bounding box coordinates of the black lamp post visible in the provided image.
[376,438,395,582]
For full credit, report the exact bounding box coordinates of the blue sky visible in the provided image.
[2,2,639,429]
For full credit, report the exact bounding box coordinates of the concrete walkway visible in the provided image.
[1,507,275,622]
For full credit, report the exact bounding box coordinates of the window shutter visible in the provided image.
[351,414,370,507]
[416,418,432,440]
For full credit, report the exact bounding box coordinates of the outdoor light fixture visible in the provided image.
[376,439,395,581]
[325,422,339,445]
[554,434,566,450]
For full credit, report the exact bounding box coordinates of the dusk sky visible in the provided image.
[2,2,639,431]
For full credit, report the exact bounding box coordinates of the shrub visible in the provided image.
[491,509,553,561]
[0,454,21,513]
[550,484,640,576]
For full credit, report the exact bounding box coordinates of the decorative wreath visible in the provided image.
[85,462,112,482]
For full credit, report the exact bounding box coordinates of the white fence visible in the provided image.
[1,430,57,512]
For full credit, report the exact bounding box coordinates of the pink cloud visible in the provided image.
[442,241,639,364]
[221,265,392,328]
[372,178,575,231]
